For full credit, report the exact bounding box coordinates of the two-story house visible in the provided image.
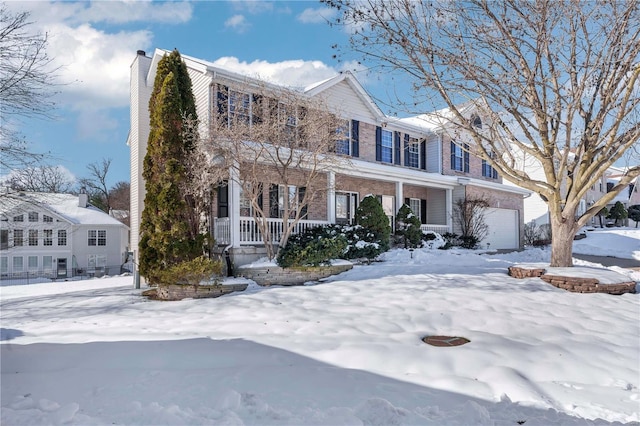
[0,192,129,280]
[129,49,530,267]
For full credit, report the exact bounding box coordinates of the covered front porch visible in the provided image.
[213,216,451,247]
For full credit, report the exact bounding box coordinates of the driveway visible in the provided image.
[573,253,640,269]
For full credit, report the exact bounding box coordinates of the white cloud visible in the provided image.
[11,1,193,26]
[230,1,274,15]
[224,14,251,33]
[47,23,153,110]
[210,57,339,89]
[296,7,337,24]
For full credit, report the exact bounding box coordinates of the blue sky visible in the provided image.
[7,1,393,188]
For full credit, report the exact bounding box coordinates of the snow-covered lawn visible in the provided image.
[1,228,639,425]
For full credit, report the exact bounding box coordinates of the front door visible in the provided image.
[57,258,67,278]
[336,192,359,225]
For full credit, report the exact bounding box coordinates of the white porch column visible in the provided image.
[327,171,336,224]
[446,188,453,230]
[395,181,404,213]
[229,167,241,248]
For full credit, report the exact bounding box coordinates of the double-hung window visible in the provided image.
[482,157,498,179]
[58,230,67,246]
[88,230,107,246]
[43,215,53,223]
[451,142,469,172]
[409,198,422,222]
[407,138,420,168]
[28,212,38,222]
[229,90,251,125]
[13,214,23,222]
[336,120,351,155]
[13,229,23,246]
[28,230,38,246]
[381,129,393,163]
[44,230,53,246]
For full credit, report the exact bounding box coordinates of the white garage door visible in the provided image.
[483,208,519,249]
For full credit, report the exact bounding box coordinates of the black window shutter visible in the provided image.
[404,134,410,166]
[351,120,359,157]
[375,126,382,161]
[450,141,456,170]
[252,94,262,125]
[257,183,264,211]
[493,168,498,179]
[299,187,307,219]
[269,184,279,218]
[420,199,427,224]
[404,197,410,207]
[420,140,426,170]
[216,85,228,125]
[394,131,401,165]
[464,144,470,173]
[217,183,228,218]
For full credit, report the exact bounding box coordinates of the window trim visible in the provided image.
[28,229,38,246]
[380,129,393,163]
[58,229,67,246]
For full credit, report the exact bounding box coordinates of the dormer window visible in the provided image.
[472,115,482,129]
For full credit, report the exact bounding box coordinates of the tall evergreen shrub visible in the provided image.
[355,195,391,252]
[395,204,423,248]
[139,50,205,284]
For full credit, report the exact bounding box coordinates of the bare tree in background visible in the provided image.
[4,165,75,193]
[78,159,112,213]
[0,3,60,171]
[324,0,640,266]
[191,83,349,259]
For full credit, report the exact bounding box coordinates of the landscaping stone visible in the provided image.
[508,266,546,278]
[150,283,248,301]
[236,263,353,286]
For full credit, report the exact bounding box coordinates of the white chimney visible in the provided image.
[78,187,88,208]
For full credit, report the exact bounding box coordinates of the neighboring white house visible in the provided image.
[129,49,530,267]
[0,192,129,279]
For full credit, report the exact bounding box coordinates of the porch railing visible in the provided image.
[214,217,329,246]
[420,224,451,234]
[214,218,450,246]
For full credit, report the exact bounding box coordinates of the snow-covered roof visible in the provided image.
[398,100,483,131]
[0,192,126,226]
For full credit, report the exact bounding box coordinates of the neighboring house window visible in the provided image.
[381,129,393,163]
[28,212,38,222]
[43,229,53,246]
[451,142,469,172]
[28,256,38,271]
[28,230,38,246]
[43,215,53,222]
[13,229,23,246]
[58,230,67,246]
[88,254,107,270]
[43,256,53,272]
[13,214,23,222]
[1,257,7,275]
[0,229,7,250]
[88,230,107,246]
[13,256,23,272]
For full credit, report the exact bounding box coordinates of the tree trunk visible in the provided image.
[549,216,578,267]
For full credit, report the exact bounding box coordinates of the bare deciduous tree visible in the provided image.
[325,0,640,266]
[4,165,75,193]
[0,3,60,171]
[192,83,349,259]
[78,158,112,213]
